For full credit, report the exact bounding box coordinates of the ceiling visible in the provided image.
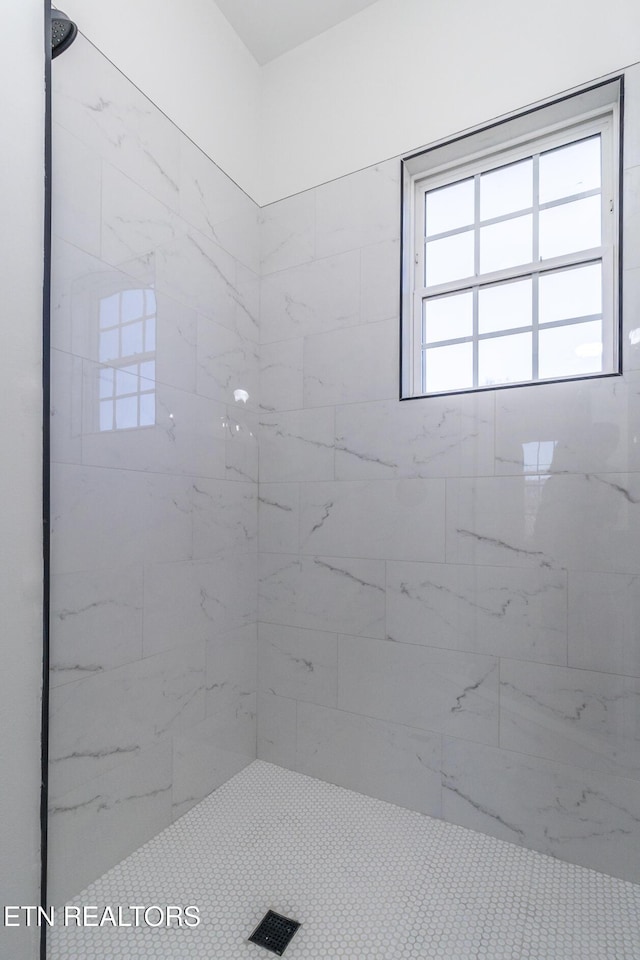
[214,0,381,64]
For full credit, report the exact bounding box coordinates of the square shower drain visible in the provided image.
[248,911,301,955]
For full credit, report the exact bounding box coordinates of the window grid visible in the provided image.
[418,134,606,395]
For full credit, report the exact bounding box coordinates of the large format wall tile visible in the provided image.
[315,161,401,258]
[442,737,640,883]
[258,483,300,554]
[296,702,442,816]
[338,636,499,745]
[500,659,640,780]
[259,554,386,638]
[259,408,335,482]
[259,338,304,413]
[386,561,567,662]
[303,318,398,406]
[258,622,338,708]
[298,479,446,562]
[260,191,315,275]
[568,570,640,676]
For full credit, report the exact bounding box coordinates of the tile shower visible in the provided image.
[47,29,640,957]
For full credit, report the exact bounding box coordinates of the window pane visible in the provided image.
[98,367,114,399]
[478,332,532,386]
[425,179,474,236]
[478,278,532,334]
[539,195,601,259]
[145,288,157,314]
[424,342,473,393]
[99,294,119,329]
[116,366,137,396]
[121,321,144,357]
[99,400,113,432]
[121,289,144,323]
[139,393,156,427]
[115,395,138,430]
[539,136,601,204]
[480,159,533,221]
[539,263,602,324]
[425,230,475,286]
[145,317,156,352]
[480,214,532,274]
[140,360,156,382]
[99,328,119,362]
[424,291,473,343]
[539,320,603,379]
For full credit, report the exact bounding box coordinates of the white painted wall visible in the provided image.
[261,0,640,203]
[0,2,44,959]
[60,0,262,200]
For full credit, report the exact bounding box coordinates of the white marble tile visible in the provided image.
[259,337,304,412]
[296,702,442,816]
[50,239,123,355]
[50,566,143,688]
[336,394,495,480]
[205,623,258,758]
[338,636,499,745]
[152,292,198,392]
[259,408,335,482]
[257,691,297,768]
[360,239,401,323]
[179,137,258,272]
[50,464,193,574]
[622,267,640,371]
[494,377,639,476]
[191,478,257,559]
[303,317,398,406]
[315,160,401,258]
[225,405,259,482]
[47,740,173,906]
[50,349,83,464]
[386,561,567,662]
[81,366,228,479]
[196,314,259,408]
[259,554,386,638]
[233,261,261,344]
[52,123,101,257]
[299,479,446,562]
[52,35,181,211]
[258,622,338,707]
[446,473,640,573]
[568,570,640,676]
[260,190,315,275]
[258,482,300,554]
[101,163,181,268]
[260,250,361,344]
[143,555,257,657]
[500,659,640,780]
[172,716,253,821]
[624,165,640,271]
[442,737,640,883]
[624,64,640,172]
[48,641,206,799]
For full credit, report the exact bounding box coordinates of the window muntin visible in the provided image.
[402,86,620,399]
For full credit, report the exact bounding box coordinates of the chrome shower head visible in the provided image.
[51,9,78,59]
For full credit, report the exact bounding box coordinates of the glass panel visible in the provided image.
[121,320,144,357]
[425,230,475,286]
[480,159,533,221]
[115,395,138,430]
[116,366,137,395]
[539,263,602,324]
[539,136,601,204]
[478,332,532,386]
[99,400,113,432]
[99,293,119,328]
[539,195,601,260]
[140,360,156,381]
[424,341,473,393]
[121,288,145,322]
[98,328,119,362]
[425,178,474,236]
[145,317,156,352]
[539,319,603,379]
[480,214,532,274]
[145,288,157,314]
[478,278,532,334]
[139,392,156,426]
[98,367,114,399]
[424,291,473,343]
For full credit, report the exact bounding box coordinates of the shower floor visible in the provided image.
[48,760,640,959]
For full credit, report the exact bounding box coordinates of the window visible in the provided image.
[401,79,622,399]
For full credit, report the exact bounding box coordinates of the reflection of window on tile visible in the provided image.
[522,440,557,474]
[98,288,156,431]
[522,441,557,537]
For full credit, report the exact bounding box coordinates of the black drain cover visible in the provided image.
[248,910,301,956]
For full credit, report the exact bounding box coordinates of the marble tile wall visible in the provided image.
[256,65,640,884]
[48,37,259,905]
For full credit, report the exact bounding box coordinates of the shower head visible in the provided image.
[51,9,78,59]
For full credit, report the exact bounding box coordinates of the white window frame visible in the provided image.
[401,79,622,399]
